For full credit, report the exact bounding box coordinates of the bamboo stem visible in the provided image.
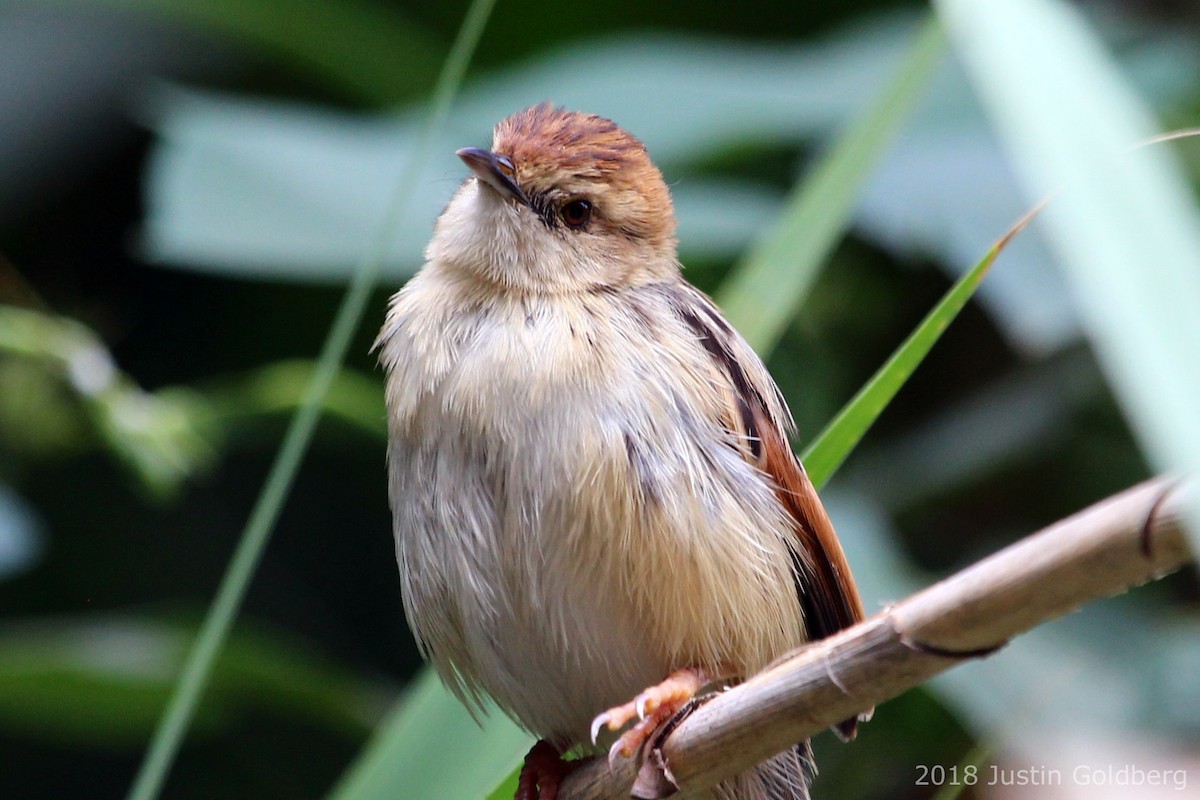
[559,477,1193,799]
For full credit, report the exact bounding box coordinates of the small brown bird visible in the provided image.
[376,105,867,800]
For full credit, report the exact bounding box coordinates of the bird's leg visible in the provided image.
[516,740,579,800]
[590,666,725,764]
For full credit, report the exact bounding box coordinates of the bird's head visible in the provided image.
[428,104,679,293]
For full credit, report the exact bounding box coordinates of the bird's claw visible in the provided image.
[589,712,610,745]
[590,667,716,766]
[607,737,627,769]
[588,691,654,747]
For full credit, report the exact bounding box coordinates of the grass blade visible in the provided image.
[716,14,945,354]
[802,204,1045,488]
[124,1,499,798]
[935,0,1200,547]
[483,769,522,800]
[327,669,529,800]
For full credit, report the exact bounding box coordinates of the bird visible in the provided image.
[376,104,867,800]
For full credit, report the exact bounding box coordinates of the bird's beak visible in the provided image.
[456,147,530,207]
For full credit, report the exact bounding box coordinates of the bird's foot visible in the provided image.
[516,740,579,800]
[589,666,716,765]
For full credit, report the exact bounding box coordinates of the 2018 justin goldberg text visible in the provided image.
[916,763,1188,790]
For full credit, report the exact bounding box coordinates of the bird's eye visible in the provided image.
[560,199,593,229]
[495,155,516,177]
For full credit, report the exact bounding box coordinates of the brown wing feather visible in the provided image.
[756,415,865,640]
[754,410,869,739]
[668,282,868,739]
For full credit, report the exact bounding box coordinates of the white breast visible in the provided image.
[378,267,804,747]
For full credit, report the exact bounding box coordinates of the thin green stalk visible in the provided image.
[802,201,1045,487]
[716,14,945,355]
[124,2,499,798]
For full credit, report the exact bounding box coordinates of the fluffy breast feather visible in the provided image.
[377,266,806,745]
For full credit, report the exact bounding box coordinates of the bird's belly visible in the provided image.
[393,415,676,745]
[464,555,671,748]
[388,318,804,747]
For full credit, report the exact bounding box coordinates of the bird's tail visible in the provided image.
[713,742,814,800]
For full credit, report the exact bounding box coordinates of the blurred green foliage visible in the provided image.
[1,1,1198,799]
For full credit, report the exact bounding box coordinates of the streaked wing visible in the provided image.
[668,282,867,737]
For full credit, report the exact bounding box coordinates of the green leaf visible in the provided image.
[141,16,922,280]
[201,360,388,440]
[103,0,442,105]
[935,0,1200,547]
[0,305,214,498]
[326,668,530,800]
[483,768,522,800]
[715,14,946,355]
[0,616,386,749]
[801,205,1043,488]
